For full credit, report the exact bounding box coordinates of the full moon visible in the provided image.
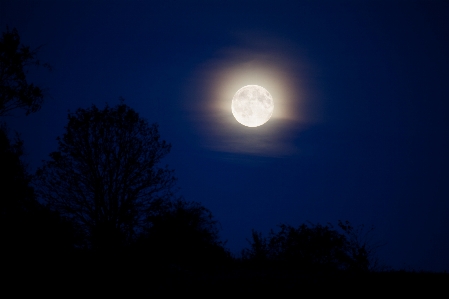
[231,85,274,127]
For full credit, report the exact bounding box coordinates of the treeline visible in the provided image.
[2,101,375,273]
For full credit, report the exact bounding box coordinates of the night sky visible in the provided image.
[2,0,449,272]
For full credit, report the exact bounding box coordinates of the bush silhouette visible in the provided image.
[242,221,374,273]
[134,199,230,271]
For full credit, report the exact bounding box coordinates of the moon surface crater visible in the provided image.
[231,85,274,127]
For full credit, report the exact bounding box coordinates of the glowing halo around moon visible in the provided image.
[231,85,274,127]
[182,33,322,156]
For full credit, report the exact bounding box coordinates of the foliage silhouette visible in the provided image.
[0,125,76,262]
[0,124,34,221]
[242,221,375,273]
[0,27,51,116]
[35,103,177,250]
[337,220,381,271]
[135,199,230,270]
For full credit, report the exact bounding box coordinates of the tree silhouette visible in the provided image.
[137,199,229,270]
[0,124,34,222]
[1,125,76,263]
[0,27,51,116]
[0,27,76,265]
[337,220,381,271]
[242,221,374,273]
[35,103,177,250]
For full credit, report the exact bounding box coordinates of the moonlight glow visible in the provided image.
[232,85,274,127]
[184,33,321,155]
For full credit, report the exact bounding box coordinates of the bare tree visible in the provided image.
[35,103,177,249]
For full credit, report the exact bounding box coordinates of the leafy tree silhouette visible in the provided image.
[0,125,76,264]
[0,27,75,272]
[242,221,374,273]
[35,103,177,251]
[0,27,51,116]
[337,220,381,271]
[0,124,34,224]
[135,199,230,271]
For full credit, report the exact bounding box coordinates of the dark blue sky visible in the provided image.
[2,0,449,272]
